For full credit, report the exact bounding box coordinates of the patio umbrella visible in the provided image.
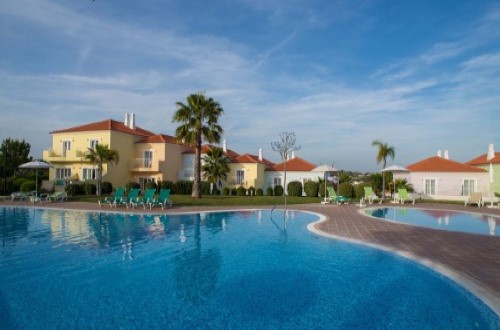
[381,165,410,201]
[313,164,338,202]
[18,161,53,200]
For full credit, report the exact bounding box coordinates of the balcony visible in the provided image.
[130,158,160,172]
[43,149,86,162]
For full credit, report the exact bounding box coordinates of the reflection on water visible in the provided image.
[0,208,31,250]
[367,207,499,236]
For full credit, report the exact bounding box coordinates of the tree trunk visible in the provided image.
[192,139,202,198]
[97,161,103,196]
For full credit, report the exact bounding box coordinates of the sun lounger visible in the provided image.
[47,191,68,202]
[398,188,415,204]
[149,189,172,210]
[129,188,156,209]
[363,186,380,204]
[326,187,349,204]
[98,187,125,207]
[124,188,141,208]
[464,192,483,207]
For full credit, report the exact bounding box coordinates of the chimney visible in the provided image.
[130,113,136,129]
[444,150,449,159]
[124,112,129,127]
[258,148,263,161]
[437,149,442,157]
[291,150,295,159]
[222,140,227,153]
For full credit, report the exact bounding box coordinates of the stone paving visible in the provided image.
[1,199,499,313]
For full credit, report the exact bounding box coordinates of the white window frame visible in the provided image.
[273,177,282,187]
[424,178,437,196]
[62,140,71,157]
[56,168,72,179]
[143,150,153,168]
[138,177,155,191]
[89,139,99,150]
[82,168,97,181]
[236,170,245,185]
[462,178,476,196]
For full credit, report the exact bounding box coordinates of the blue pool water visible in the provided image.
[366,207,499,236]
[0,207,498,329]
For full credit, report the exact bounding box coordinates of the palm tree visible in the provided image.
[202,147,231,194]
[371,139,395,201]
[173,92,224,198]
[85,144,119,196]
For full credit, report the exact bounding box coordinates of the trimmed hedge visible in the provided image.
[201,182,211,195]
[173,180,193,195]
[231,188,237,196]
[273,185,284,197]
[20,181,36,192]
[266,187,273,196]
[222,187,230,196]
[304,181,319,197]
[354,184,365,200]
[65,183,83,196]
[338,183,355,198]
[101,181,113,194]
[145,181,158,191]
[236,186,247,196]
[159,180,174,192]
[83,183,97,196]
[248,186,255,196]
[287,181,303,197]
[125,181,140,193]
[256,188,263,196]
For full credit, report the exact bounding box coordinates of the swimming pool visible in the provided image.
[365,207,499,236]
[0,206,498,328]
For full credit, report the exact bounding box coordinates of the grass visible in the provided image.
[71,194,324,206]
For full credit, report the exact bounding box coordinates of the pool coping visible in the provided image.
[1,201,499,316]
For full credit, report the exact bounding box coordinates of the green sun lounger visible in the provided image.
[398,188,415,204]
[149,189,172,210]
[98,187,125,207]
[363,186,380,204]
[327,187,349,204]
[129,188,156,209]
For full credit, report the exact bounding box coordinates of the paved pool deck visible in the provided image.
[1,200,499,314]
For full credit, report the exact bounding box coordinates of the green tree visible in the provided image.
[84,144,119,196]
[371,139,395,201]
[1,138,33,195]
[173,92,224,198]
[202,147,231,193]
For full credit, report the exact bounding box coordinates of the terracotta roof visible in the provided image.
[466,152,500,165]
[50,119,155,137]
[137,134,180,144]
[232,153,275,166]
[406,156,486,172]
[183,144,240,158]
[269,157,316,172]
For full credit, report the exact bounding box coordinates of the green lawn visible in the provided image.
[71,194,323,206]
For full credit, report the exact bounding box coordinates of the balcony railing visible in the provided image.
[129,158,159,171]
[43,149,86,162]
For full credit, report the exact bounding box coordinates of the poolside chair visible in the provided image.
[326,187,349,204]
[464,192,483,208]
[129,188,156,209]
[398,188,415,205]
[10,191,32,202]
[149,189,172,210]
[124,188,144,208]
[98,187,125,207]
[48,191,68,202]
[363,186,380,204]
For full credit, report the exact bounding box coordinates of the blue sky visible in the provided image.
[1,0,499,171]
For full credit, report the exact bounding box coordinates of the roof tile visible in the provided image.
[50,119,155,137]
[269,157,316,172]
[466,152,500,165]
[407,156,486,172]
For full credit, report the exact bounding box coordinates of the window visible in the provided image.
[139,177,155,190]
[62,141,71,157]
[462,179,475,196]
[273,177,282,187]
[236,170,245,185]
[144,150,153,168]
[89,139,99,150]
[83,168,97,181]
[56,168,71,179]
[424,178,436,195]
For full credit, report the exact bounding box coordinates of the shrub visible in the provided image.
[145,181,158,191]
[222,187,231,196]
[248,186,255,196]
[304,181,319,197]
[212,187,220,196]
[173,180,193,195]
[273,185,284,196]
[201,182,211,195]
[354,184,365,200]
[65,183,84,196]
[287,181,303,197]
[101,181,113,194]
[256,188,264,196]
[20,181,36,192]
[236,186,247,196]
[125,181,140,193]
[231,188,237,196]
[159,180,174,192]
[83,183,97,196]
[338,183,355,198]
[266,187,274,196]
